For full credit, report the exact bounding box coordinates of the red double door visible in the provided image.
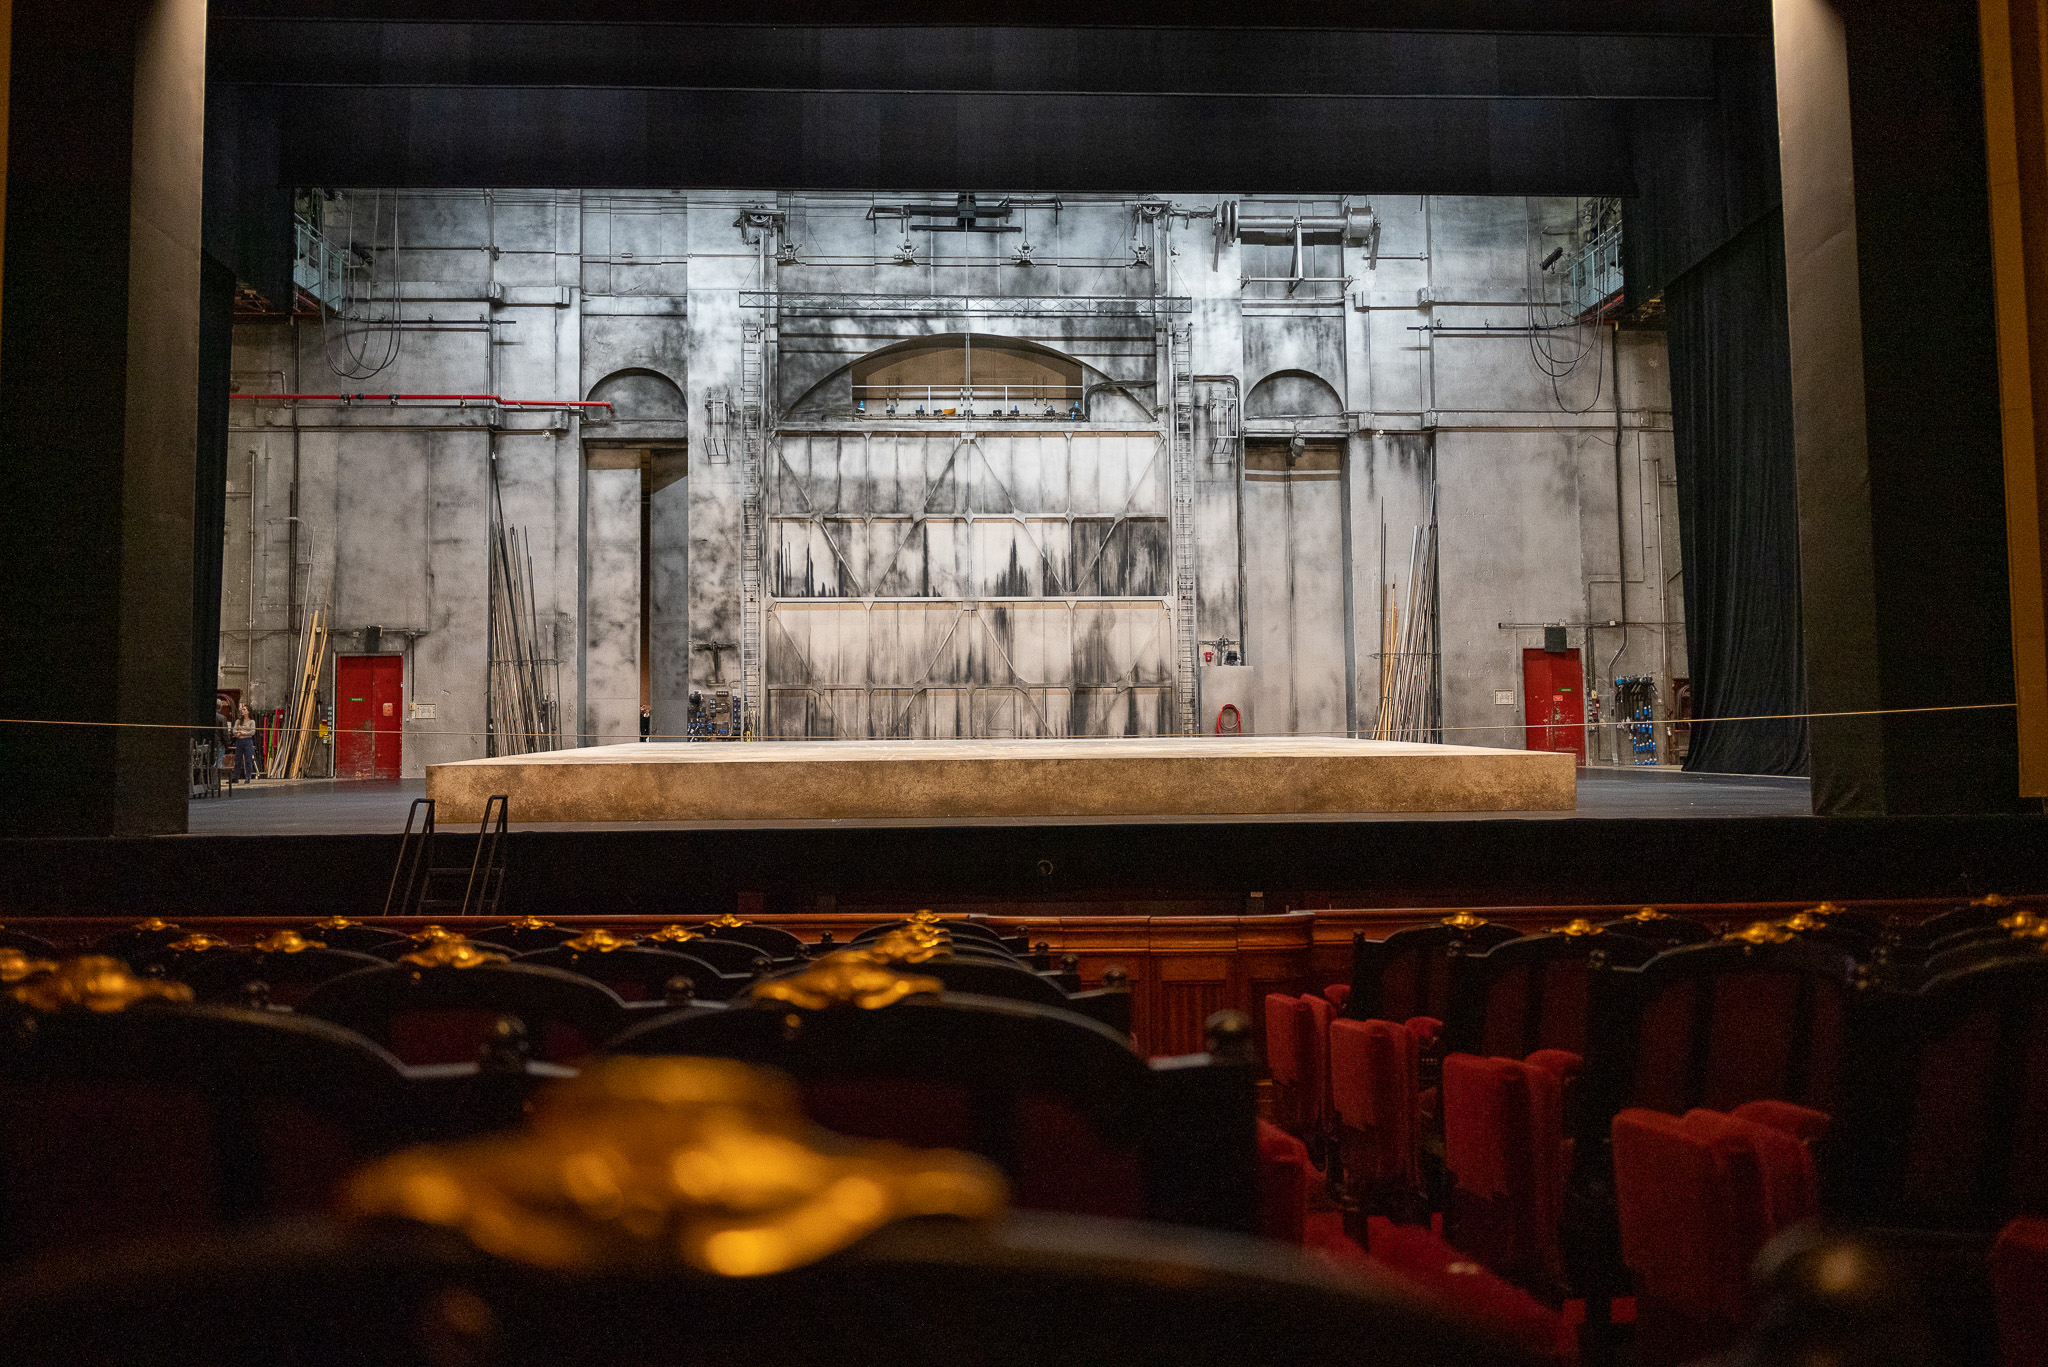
[1522,647,1586,766]
[336,654,404,779]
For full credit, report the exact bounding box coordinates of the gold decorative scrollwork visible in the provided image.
[409,925,456,944]
[563,928,633,954]
[906,910,950,927]
[1779,911,1830,933]
[505,916,557,931]
[253,930,327,954]
[166,933,232,953]
[132,918,179,934]
[2000,910,2041,934]
[398,939,510,970]
[749,952,942,1011]
[0,948,57,983]
[1974,893,2015,909]
[1547,918,1603,937]
[1440,911,1489,930]
[313,916,362,930]
[343,1056,1005,1277]
[1625,907,1671,921]
[705,914,751,929]
[1725,921,1797,946]
[648,925,703,944]
[862,928,953,965]
[13,956,194,1013]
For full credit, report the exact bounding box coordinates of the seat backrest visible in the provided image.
[1442,1053,1568,1292]
[1584,938,1856,1134]
[515,945,747,1002]
[1350,920,1524,1023]
[467,922,583,953]
[1328,1017,1420,1188]
[1299,993,1335,1122]
[1899,899,2031,953]
[302,922,412,955]
[636,934,770,976]
[299,957,626,1065]
[608,983,1255,1233]
[1838,952,2048,1230]
[1264,992,1304,1086]
[1993,1216,2048,1367]
[0,1001,412,1259]
[1597,911,1716,947]
[1446,931,1659,1059]
[706,922,809,959]
[0,926,62,956]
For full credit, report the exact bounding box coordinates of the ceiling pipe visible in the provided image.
[230,392,612,409]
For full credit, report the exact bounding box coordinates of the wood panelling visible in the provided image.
[8,896,1966,1057]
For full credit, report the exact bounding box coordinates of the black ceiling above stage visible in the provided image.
[203,5,1772,299]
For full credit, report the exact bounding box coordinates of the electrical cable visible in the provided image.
[320,189,404,382]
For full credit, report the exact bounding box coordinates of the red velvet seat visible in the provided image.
[1300,991,1336,1139]
[1994,1217,2048,1367]
[1611,1102,1826,1365]
[1441,1051,1574,1299]
[1264,992,1316,1138]
[1257,1118,1311,1244]
[1328,1017,1424,1229]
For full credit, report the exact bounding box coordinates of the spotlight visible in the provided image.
[1540,246,1564,271]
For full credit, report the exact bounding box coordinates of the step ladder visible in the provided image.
[382,794,511,919]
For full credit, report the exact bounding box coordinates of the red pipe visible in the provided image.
[229,392,612,408]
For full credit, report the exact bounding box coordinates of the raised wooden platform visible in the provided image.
[425,737,1577,824]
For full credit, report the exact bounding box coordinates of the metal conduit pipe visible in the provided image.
[1191,374,1247,661]
[1604,322,1630,749]
[229,393,612,408]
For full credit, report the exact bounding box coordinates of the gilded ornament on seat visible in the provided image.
[409,924,456,944]
[749,952,942,1011]
[1625,907,1670,921]
[1440,911,1489,929]
[343,1055,1005,1277]
[505,916,557,931]
[253,930,327,954]
[1808,902,1844,918]
[1999,910,2040,934]
[1973,893,2015,909]
[905,910,950,927]
[564,928,633,954]
[863,928,953,965]
[167,933,232,953]
[1548,918,1603,937]
[132,918,179,933]
[1725,921,1796,946]
[0,948,58,983]
[705,914,751,928]
[399,938,510,970]
[1779,911,1830,933]
[648,925,703,944]
[313,916,362,930]
[13,956,194,1013]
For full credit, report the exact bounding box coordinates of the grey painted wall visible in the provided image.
[223,190,1679,773]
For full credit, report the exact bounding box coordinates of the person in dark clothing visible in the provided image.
[232,702,259,781]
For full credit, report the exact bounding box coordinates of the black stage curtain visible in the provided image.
[1666,209,1809,777]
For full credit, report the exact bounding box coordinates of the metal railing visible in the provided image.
[292,214,360,313]
[1565,220,1624,319]
[852,384,1086,419]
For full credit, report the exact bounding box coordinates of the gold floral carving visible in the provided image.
[564,928,633,954]
[1625,907,1671,922]
[862,928,953,965]
[13,956,194,1013]
[1440,911,1489,930]
[132,918,179,934]
[1548,918,1603,937]
[749,952,942,1011]
[1725,921,1797,946]
[705,914,751,929]
[0,949,57,983]
[313,916,362,930]
[906,910,950,927]
[409,925,456,944]
[505,916,557,931]
[648,925,703,944]
[398,939,510,970]
[343,1056,1005,1277]
[253,930,327,954]
[167,933,232,953]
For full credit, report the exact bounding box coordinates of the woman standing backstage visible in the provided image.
[232,702,259,782]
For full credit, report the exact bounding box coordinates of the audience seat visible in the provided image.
[1441,1051,1573,1300]
[1611,1101,1826,1365]
[1596,909,1715,947]
[1446,927,1658,1062]
[303,917,411,955]
[1348,918,1523,1024]
[1257,1118,1312,1244]
[466,917,583,953]
[702,918,809,961]
[516,936,748,1002]
[298,941,626,1065]
[636,928,772,976]
[1265,992,1315,1139]
[1328,1016,1425,1229]
[1994,1217,2048,1367]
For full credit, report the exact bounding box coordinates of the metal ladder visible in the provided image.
[738,321,766,737]
[381,794,511,918]
[1169,332,1199,736]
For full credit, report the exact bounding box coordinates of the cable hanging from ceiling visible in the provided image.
[320,188,404,382]
[1524,196,1607,416]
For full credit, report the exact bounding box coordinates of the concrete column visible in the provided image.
[0,0,206,836]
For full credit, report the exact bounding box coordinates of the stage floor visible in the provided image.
[423,737,1574,824]
[188,765,1811,836]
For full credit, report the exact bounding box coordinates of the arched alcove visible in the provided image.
[1244,369,1344,419]
[587,367,686,422]
[849,334,1084,409]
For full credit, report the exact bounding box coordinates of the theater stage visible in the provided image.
[424,737,1576,824]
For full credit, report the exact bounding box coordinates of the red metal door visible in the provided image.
[335,655,404,779]
[1521,648,1586,766]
